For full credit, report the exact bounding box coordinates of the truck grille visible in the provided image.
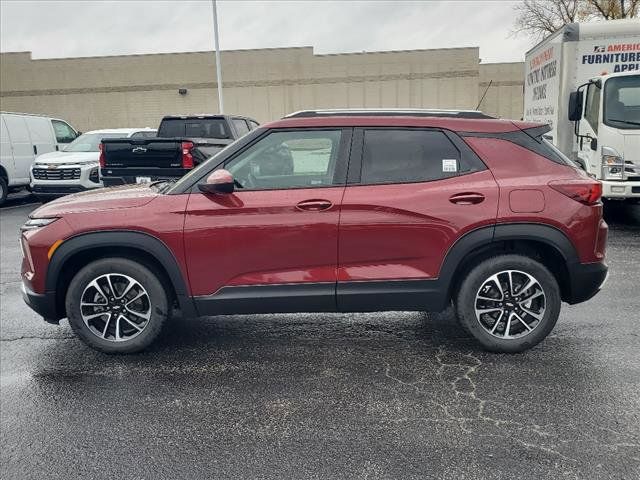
[32,168,81,180]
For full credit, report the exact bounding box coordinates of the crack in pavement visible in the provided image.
[1,335,76,342]
[383,346,640,470]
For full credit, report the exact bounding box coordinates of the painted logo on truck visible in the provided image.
[580,41,640,73]
[524,42,560,129]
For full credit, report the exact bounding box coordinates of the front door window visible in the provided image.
[225,130,342,190]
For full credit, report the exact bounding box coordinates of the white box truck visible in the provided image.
[524,19,640,202]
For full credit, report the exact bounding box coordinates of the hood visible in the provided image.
[35,151,99,165]
[31,184,158,217]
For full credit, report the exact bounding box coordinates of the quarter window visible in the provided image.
[225,130,342,190]
[51,120,77,143]
[361,129,460,184]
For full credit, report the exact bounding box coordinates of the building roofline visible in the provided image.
[2,44,480,62]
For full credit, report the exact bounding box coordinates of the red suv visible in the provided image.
[21,109,608,354]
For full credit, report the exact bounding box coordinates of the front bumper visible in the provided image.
[30,163,102,197]
[21,282,60,324]
[601,180,640,199]
[565,261,608,305]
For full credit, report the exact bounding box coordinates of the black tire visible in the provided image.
[455,254,561,353]
[0,177,7,206]
[65,258,169,354]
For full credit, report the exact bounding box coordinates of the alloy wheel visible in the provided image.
[474,270,546,339]
[80,273,151,342]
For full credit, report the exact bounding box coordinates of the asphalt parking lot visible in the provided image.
[1,195,639,480]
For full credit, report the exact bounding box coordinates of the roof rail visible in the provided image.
[284,108,495,119]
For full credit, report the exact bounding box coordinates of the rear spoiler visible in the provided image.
[519,124,551,141]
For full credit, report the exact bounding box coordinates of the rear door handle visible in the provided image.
[449,192,485,205]
[296,199,333,211]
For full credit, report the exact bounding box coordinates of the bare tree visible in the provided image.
[588,0,639,18]
[513,0,639,40]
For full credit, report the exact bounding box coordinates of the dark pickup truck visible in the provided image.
[100,114,259,186]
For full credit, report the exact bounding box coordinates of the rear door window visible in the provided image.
[360,129,460,184]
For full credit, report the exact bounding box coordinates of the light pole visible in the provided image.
[212,0,224,113]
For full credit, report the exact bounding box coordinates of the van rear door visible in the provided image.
[1,116,16,182]
[2,114,34,185]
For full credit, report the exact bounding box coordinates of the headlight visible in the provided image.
[21,217,59,232]
[601,146,625,181]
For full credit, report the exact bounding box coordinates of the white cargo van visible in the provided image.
[0,112,79,205]
[524,19,640,202]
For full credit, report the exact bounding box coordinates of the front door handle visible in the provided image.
[296,199,333,211]
[449,192,485,205]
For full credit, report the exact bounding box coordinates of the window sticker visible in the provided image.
[442,159,458,173]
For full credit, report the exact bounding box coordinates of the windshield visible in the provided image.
[158,118,232,139]
[603,75,640,129]
[63,132,128,152]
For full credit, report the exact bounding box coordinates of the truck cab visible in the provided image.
[569,72,639,202]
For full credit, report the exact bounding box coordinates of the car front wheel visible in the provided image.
[65,258,169,353]
[455,254,561,353]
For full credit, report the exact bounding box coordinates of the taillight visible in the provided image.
[181,141,194,168]
[548,179,602,205]
[98,143,105,168]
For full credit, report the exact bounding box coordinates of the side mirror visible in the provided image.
[198,169,234,194]
[590,137,598,151]
[568,91,583,121]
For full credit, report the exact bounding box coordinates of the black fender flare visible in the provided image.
[47,230,196,318]
[437,223,579,296]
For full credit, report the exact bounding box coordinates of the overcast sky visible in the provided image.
[0,0,535,63]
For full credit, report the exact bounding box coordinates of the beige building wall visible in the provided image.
[478,62,525,120]
[1,47,523,131]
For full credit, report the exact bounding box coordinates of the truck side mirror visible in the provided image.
[568,91,583,121]
[590,138,598,151]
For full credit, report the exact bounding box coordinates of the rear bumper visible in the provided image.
[101,168,190,186]
[21,282,60,324]
[565,261,608,305]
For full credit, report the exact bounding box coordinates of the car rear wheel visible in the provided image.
[66,258,169,353]
[455,254,561,353]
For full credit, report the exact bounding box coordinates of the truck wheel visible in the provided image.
[455,254,561,353]
[0,178,7,206]
[65,258,169,354]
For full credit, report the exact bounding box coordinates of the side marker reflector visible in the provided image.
[48,239,63,260]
